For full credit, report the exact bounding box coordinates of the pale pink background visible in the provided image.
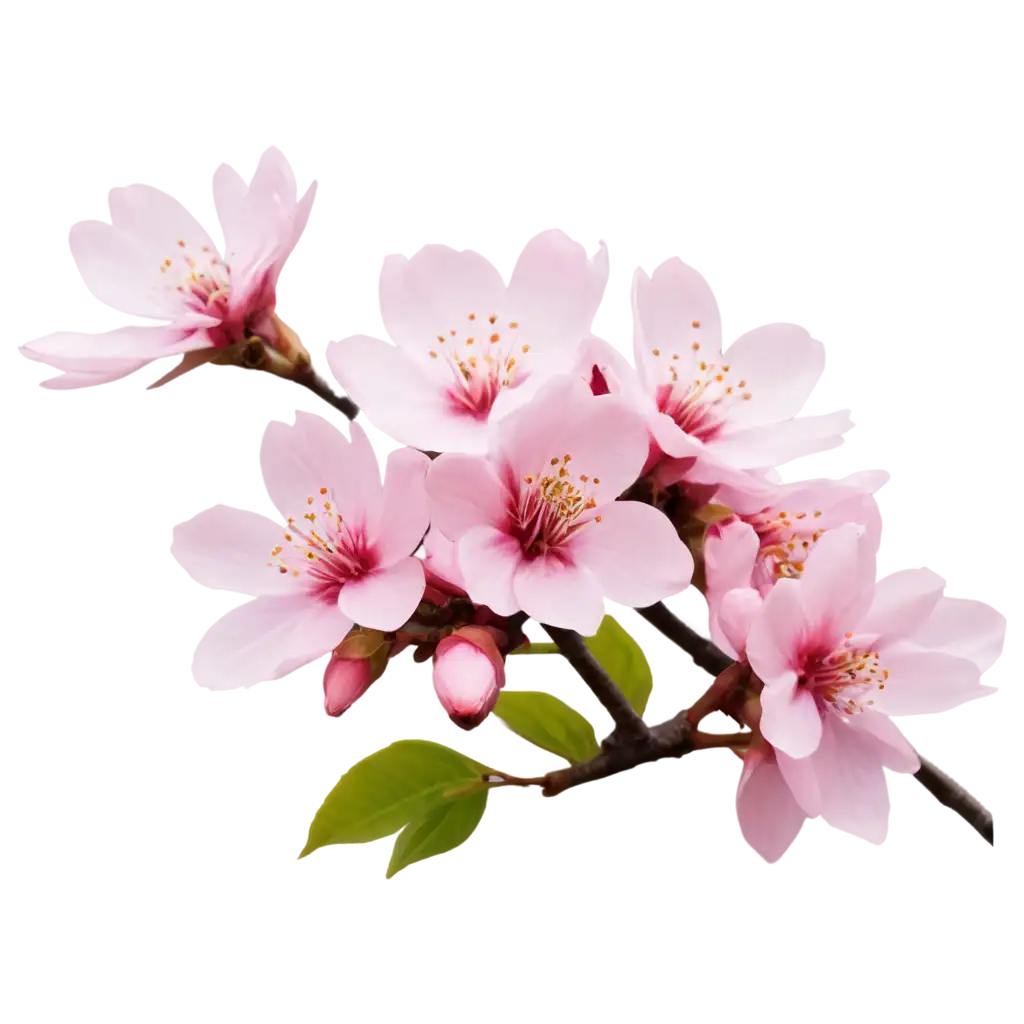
[6,12,1024,1024]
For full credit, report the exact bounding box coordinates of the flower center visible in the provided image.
[802,637,889,715]
[429,312,530,419]
[650,342,752,442]
[265,487,373,602]
[745,507,826,588]
[160,238,231,318]
[512,455,602,556]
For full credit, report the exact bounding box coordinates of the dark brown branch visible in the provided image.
[542,623,650,742]
[634,601,995,844]
[542,711,692,796]
[293,369,359,420]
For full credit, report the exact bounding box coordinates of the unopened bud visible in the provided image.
[323,655,374,717]
[432,626,506,730]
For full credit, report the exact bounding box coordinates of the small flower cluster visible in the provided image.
[22,148,1004,864]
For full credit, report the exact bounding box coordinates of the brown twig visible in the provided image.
[226,335,360,420]
[541,623,651,742]
[913,756,993,845]
[635,602,733,674]
[541,711,693,796]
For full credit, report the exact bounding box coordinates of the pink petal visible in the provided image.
[69,221,182,320]
[327,335,486,452]
[814,714,890,844]
[776,749,822,816]
[260,411,376,526]
[373,447,431,564]
[871,645,990,715]
[746,579,806,688]
[736,746,806,863]
[704,519,759,599]
[570,500,693,607]
[426,453,510,541]
[631,259,722,391]
[848,711,920,773]
[423,528,467,594]
[21,325,203,373]
[192,595,350,690]
[108,184,218,260]
[716,587,763,659]
[171,505,297,596]
[760,681,823,759]
[799,524,876,636]
[857,567,946,646]
[908,597,1006,673]
[646,414,699,461]
[494,376,648,500]
[220,148,313,292]
[504,230,608,348]
[458,525,523,616]
[379,245,506,354]
[336,558,425,632]
[513,554,605,635]
[36,363,152,390]
[710,409,854,470]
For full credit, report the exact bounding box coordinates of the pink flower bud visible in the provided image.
[319,655,372,720]
[432,626,506,730]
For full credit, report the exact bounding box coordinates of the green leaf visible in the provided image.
[300,740,487,858]
[493,691,601,764]
[585,615,653,715]
[386,789,488,878]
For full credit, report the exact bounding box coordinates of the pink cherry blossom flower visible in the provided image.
[735,525,1004,857]
[704,470,887,656]
[426,375,694,635]
[323,653,374,717]
[21,148,315,390]
[569,258,831,493]
[327,230,608,453]
[432,626,506,729]
[171,412,429,689]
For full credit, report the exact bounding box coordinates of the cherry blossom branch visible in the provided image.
[541,710,693,795]
[293,368,359,420]
[541,624,651,742]
[634,601,995,845]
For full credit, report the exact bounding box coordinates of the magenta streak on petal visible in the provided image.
[431,314,531,419]
[502,455,600,561]
[656,382,724,442]
[589,364,610,396]
[266,487,376,603]
[795,634,888,720]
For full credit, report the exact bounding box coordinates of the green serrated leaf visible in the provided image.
[585,615,653,715]
[300,740,487,858]
[493,691,601,764]
[386,789,488,878]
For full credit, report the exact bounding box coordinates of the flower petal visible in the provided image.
[21,325,203,373]
[799,524,876,637]
[373,447,431,564]
[716,587,763,659]
[493,375,648,500]
[871,644,990,715]
[192,595,350,690]
[776,749,822,816]
[327,335,486,452]
[745,579,806,688]
[848,711,920,773]
[710,409,854,470]
[220,148,314,293]
[458,525,523,616]
[857,567,946,646]
[260,411,375,525]
[736,746,806,863]
[814,714,890,844]
[337,558,425,632]
[513,555,605,635]
[505,230,608,349]
[426,453,509,541]
[570,500,693,607]
[172,505,297,596]
[908,597,1006,673]
[760,681,823,759]
[704,519,760,599]
[108,184,219,259]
